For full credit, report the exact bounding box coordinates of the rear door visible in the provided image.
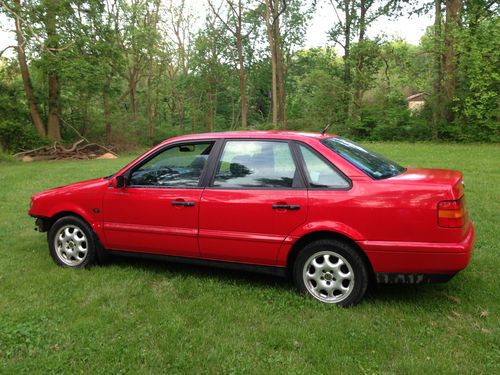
[199,140,308,266]
[103,141,215,257]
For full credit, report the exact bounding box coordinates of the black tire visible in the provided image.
[293,239,369,306]
[48,216,98,268]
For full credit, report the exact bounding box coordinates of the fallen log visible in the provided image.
[59,139,85,153]
[15,139,119,161]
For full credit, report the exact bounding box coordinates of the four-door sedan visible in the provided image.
[29,131,475,305]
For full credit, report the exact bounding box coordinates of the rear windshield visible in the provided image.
[321,137,405,180]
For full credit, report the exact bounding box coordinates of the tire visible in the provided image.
[293,239,369,306]
[48,216,98,268]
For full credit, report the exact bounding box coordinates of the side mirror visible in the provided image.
[115,175,126,188]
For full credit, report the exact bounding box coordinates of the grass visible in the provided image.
[0,143,499,374]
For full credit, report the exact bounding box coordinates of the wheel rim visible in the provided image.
[302,251,355,303]
[54,225,89,266]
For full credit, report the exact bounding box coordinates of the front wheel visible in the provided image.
[293,239,369,306]
[48,216,98,268]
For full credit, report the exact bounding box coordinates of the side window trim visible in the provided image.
[206,138,307,190]
[291,141,353,191]
[125,139,218,189]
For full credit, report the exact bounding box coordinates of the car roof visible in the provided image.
[162,130,337,144]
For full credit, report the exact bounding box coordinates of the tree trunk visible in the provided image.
[265,0,278,128]
[207,86,215,132]
[276,34,286,129]
[128,70,138,116]
[103,89,112,142]
[343,0,352,124]
[14,0,46,138]
[178,96,185,129]
[210,0,248,128]
[47,73,61,141]
[236,28,248,129]
[146,72,155,142]
[432,0,443,139]
[443,0,460,123]
[45,0,61,141]
[353,0,367,121]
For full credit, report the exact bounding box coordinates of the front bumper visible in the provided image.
[358,224,475,275]
[34,217,51,232]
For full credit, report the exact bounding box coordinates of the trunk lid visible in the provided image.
[392,168,464,199]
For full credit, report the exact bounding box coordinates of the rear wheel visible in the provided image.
[293,239,369,306]
[48,216,98,268]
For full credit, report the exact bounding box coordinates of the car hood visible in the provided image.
[32,177,108,200]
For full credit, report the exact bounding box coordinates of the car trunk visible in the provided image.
[391,168,464,200]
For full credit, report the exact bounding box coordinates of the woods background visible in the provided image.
[0,0,498,154]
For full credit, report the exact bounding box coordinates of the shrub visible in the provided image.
[0,120,48,153]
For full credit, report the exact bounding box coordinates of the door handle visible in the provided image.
[272,204,300,210]
[171,201,195,207]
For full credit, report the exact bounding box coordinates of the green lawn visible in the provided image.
[1,143,499,374]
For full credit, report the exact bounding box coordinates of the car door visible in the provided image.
[102,141,215,257]
[199,139,308,266]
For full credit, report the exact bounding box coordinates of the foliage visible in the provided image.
[454,15,500,142]
[0,60,47,152]
[0,0,498,152]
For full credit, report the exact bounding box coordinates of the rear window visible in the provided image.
[321,137,405,180]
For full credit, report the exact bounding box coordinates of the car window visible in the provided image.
[299,144,350,188]
[321,137,405,179]
[130,142,214,187]
[213,141,298,188]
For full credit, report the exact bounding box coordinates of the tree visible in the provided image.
[328,0,395,123]
[209,0,256,129]
[43,0,61,141]
[9,0,46,139]
[2,0,63,141]
[328,0,356,122]
[162,0,195,130]
[442,0,460,122]
[264,0,287,128]
[432,0,443,139]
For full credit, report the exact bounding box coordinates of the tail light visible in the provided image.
[438,197,466,228]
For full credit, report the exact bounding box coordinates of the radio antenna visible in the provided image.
[321,123,331,135]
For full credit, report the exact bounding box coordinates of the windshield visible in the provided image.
[321,137,405,180]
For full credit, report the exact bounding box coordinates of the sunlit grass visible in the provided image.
[0,143,498,373]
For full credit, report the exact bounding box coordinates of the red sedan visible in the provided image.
[29,131,475,305]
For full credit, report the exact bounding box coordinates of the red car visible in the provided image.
[29,131,475,305]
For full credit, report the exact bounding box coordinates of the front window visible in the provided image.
[213,140,298,188]
[321,137,405,180]
[130,142,214,187]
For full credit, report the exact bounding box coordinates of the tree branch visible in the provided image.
[0,45,16,57]
[0,0,73,55]
[329,0,345,30]
[208,0,237,36]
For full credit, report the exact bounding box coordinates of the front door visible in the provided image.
[103,141,215,257]
[199,140,308,265]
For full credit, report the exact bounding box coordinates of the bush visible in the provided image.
[350,91,434,142]
[0,150,16,162]
[0,120,48,153]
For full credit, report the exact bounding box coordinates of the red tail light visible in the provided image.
[438,198,466,228]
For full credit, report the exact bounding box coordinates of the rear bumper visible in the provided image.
[357,224,475,274]
[374,273,456,284]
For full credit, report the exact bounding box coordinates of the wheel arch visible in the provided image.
[42,209,104,244]
[52,210,89,225]
[286,231,375,280]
